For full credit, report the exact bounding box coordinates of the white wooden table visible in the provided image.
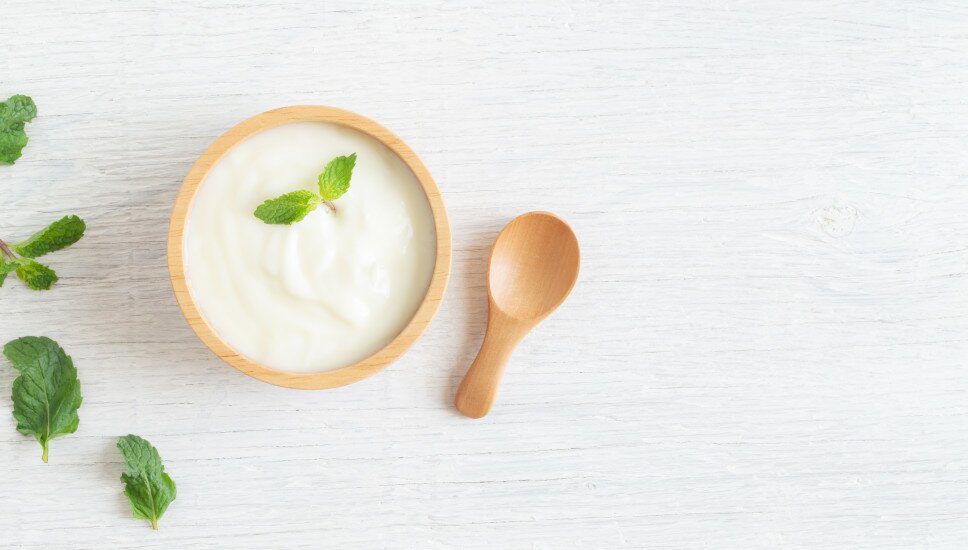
[2,2,967,548]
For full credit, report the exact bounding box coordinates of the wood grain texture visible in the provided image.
[1,1,967,548]
[168,106,452,389]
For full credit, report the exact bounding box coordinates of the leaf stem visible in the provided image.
[321,199,337,213]
[0,238,16,260]
[42,443,48,463]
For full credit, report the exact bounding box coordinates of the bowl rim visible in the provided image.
[167,106,452,389]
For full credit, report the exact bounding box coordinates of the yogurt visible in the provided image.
[183,122,437,373]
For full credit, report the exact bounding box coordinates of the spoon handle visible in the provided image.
[455,318,525,418]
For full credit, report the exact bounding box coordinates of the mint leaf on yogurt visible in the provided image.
[318,153,356,201]
[0,94,38,165]
[254,153,357,224]
[253,189,320,225]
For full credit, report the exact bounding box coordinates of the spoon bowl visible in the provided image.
[455,212,580,418]
[489,212,581,320]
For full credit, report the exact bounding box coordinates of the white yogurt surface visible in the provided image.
[184,122,436,373]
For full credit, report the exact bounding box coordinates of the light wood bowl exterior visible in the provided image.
[167,106,451,389]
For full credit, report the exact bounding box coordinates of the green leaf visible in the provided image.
[3,336,82,463]
[118,435,177,530]
[15,260,58,290]
[253,189,320,224]
[0,130,29,165]
[13,215,86,258]
[0,258,21,287]
[317,153,356,201]
[0,95,37,165]
[1,95,38,125]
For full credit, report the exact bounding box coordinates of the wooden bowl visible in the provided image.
[167,106,451,389]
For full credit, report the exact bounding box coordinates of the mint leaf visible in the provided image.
[3,336,82,463]
[13,215,86,258]
[318,153,356,201]
[15,260,58,290]
[0,258,21,287]
[0,131,29,165]
[254,154,358,225]
[0,94,37,165]
[118,435,177,530]
[253,189,320,224]
[2,95,37,124]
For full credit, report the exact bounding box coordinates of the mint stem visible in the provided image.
[0,238,16,260]
[321,199,336,213]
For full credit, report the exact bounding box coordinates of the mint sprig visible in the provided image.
[0,94,38,165]
[254,153,357,225]
[0,215,85,290]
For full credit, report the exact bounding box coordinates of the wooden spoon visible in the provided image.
[455,212,581,418]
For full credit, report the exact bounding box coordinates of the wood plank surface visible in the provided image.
[1,1,966,548]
